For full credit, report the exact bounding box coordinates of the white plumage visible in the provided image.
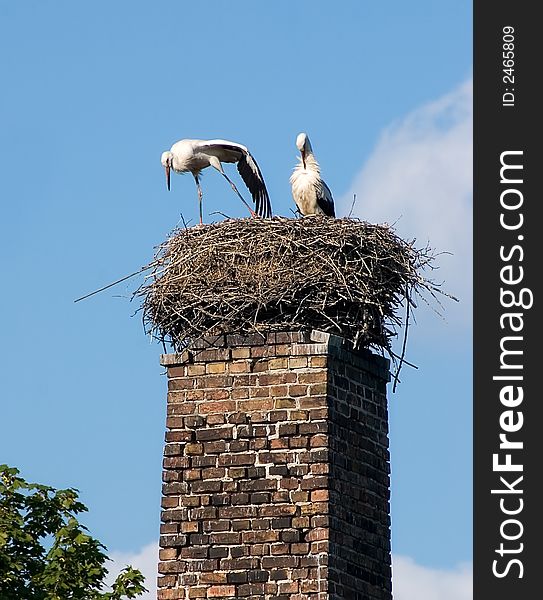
[290,132,335,217]
[161,138,272,224]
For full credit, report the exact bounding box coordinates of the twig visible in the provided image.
[74,264,156,303]
[134,216,449,389]
[348,193,357,218]
[392,286,410,393]
[210,211,233,220]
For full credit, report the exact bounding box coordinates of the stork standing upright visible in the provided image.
[290,132,335,217]
[161,139,272,224]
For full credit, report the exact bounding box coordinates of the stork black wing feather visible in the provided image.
[316,181,336,217]
[200,141,272,218]
[236,151,272,218]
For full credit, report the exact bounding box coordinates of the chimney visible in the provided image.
[157,330,392,600]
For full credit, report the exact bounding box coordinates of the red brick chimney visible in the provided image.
[157,330,392,600]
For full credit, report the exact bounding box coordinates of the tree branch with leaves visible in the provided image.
[0,465,147,600]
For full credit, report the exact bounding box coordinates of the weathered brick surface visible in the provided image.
[158,330,392,600]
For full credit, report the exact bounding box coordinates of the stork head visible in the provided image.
[161,151,173,191]
[295,132,308,152]
[295,132,311,168]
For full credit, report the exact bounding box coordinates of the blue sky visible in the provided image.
[0,2,472,598]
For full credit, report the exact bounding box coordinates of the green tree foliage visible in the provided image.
[0,465,147,600]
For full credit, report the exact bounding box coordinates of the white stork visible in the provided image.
[160,139,272,224]
[290,132,335,217]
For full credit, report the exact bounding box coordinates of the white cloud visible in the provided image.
[341,79,473,332]
[107,541,158,600]
[392,555,473,600]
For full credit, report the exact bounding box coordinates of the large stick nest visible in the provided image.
[136,217,443,356]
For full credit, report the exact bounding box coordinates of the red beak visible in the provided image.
[165,165,171,191]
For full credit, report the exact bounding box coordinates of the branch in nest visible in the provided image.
[134,216,450,376]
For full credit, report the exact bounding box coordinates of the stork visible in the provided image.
[160,139,272,224]
[290,132,335,217]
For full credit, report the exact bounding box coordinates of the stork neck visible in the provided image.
[302,150,320,172]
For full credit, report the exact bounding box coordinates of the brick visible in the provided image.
[309,356,327,368]
[249,385,271,398]
[292,516,310,528]
[268,357,288,370]
[279,581,299,593]
[251,356,268,370]
[192,480,222,493]
[232,387,249,399]
[242,530,279,543]
[158,335,392,599]
[165,416,184,430]
[231,347,251,359]
[248,569,270,582]
[187,364,206,376]
[185,443,203,455]
[250,492,270,504]
[238,399,273,411]
[201,467,226,479]
[206,362,226,374]
[209,546,229,558]
[158,560,185,574]
[250,438,268,451]
[184,416,205,428]
[270,438,289,449]
[229,440,249,452]
[289,436,308,449]
[258,504,297,517]
[158,590,183,599]
[218,453,255,466]
[206,585,235,597]
[289,490,309,502]
[298,371,328,384]
[161,497,180,511]
[209,532,240,544]
[288,384,308,397]
[204,440,227,454]
[278,423,297,436]
[311,489,329,502]
[159,548,177,560]
[168,378,195,391]
[226,333,264,346]
[280,529,301,542]
[309,383,328,395]
[231,492,250,504]
[274,397,297,408]
[220,557,259,570]
[261,556,299,569]
[181,521,199,533]
[250,346,268,358]
[185,390,206,401]
[288,357,308,369]
[229,360,251,373]
[268,409,288,422]
[195,426,234,441]
[196,374,232,389]
[259,372,297,385]
[203,519,231,532]
[203,389,230,401]
[159,534,187,547]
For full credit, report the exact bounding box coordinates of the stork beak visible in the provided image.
[301,149,306,169]
[165,165,171,191]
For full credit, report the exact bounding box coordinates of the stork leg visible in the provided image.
[193,173,204,225]
[209,156,257,218]
[220,172,257,218]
